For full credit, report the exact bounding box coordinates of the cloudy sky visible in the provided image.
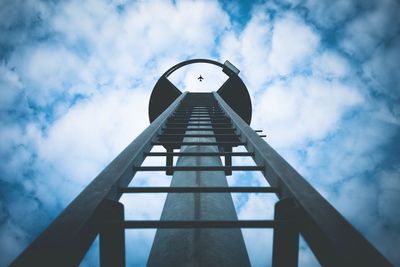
[0,0,399,266]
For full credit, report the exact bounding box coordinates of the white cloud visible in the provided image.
[38,88,149,191]
[298,237,321,267]
[218,10,272,92]
[218,11,319,94]
[301,0,358,28]
[0,64,23,108]
[1,0,400,266]
[378,167,400,227]
[253,76,362,148]
[0,122,42,184]
[0,220,30,266]
[312,51,350,79]
[8,44,93,107]
[340,0,400,59]
[238,193,276,220]
[268,13,320,76]
[242,229,273,267]
[363,35,400,101]
[327,167,400,265]
[0,0,51,50]
[168,63,228,92]
[51,0,230,86]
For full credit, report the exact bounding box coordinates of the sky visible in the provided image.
[0,0,399,266]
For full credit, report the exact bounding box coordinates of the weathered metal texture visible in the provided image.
[10,93,187,267]
[147,117,250,267]
[214,92,393,267]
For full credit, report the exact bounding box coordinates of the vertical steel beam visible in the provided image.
[100,200,125,267]
[148,94,250,267]
[272,198,299,267]
[166,147,174,175]
[214,92,393,267]
[224,146,232,176]
[10,93,187,266]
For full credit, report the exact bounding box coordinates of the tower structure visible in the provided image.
[11,59,393,267]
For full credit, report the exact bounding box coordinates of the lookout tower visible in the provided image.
[11,59,393,267]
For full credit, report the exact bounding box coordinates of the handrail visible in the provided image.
[213,92,392,267]
[162,58,225,77]
[11,93,188,267]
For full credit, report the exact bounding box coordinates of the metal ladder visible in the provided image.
[113,92,286,266]
[11,92,392,267]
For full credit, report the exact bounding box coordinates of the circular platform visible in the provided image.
[148,59,252,125]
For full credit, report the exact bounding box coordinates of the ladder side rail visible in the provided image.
[213,92,393,267]
[11,93,188,267]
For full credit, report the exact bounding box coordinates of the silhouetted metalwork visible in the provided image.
[11,59,393,267]
[148,59,251,124]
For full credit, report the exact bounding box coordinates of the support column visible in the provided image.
[147,117,250,267]
[166,147,174,176]
[272,198,299,267]
[99,200,125,267]
[224,146,232,176]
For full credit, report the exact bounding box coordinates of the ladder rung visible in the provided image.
[158,134,239,137]
[133,166,263,171]
[175,108,221,110]
[174,112,224,115]
[170,119,228,121]
[119,186,279,193]
[123,220,280,229]
[152,142,245,146]
[169,119,229,122]
[178,107,217,109]
[175,111,222,113]
[176,108,220,110]
[174,110,222,111]
[144,152,253,156]
[172,116,227,118]
[166,123,232,126]
[163,128,235,131]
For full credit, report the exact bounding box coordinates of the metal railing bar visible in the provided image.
[170,118,227,121]
[123,220,281,229]
[213,92,393,267]
[162,128,235,131]
[158,134,239,137]
[172,115,227,118]
[152,142,244,146]
[174,112,224,114]
[119,186,279,193]
[10,93,189,266]
[166,123,232,126]
[144,152,253,156]
[133,166,263,171]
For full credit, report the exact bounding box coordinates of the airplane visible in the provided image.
[198,75,204,82]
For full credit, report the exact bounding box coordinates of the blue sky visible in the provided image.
[0,0,399,266]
